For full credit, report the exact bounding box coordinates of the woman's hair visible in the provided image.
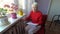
[32,2,38,7]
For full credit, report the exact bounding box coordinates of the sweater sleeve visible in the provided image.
[25,11,32,21]
[37,13,43,25]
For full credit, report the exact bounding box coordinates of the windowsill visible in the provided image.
[0,13,25,33]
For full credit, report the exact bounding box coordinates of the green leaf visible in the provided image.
[4,9,7,11]
[0,8,2,12]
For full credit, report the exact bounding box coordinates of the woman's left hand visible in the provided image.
[36,24,40,27]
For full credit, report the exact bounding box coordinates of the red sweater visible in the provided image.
[26,10,43,25]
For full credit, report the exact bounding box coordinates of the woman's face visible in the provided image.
[32,5,38,12]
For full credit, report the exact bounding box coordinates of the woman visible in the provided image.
[24,2,43,34]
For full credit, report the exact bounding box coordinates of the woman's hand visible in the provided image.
[35,24,40,27]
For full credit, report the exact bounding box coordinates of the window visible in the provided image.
[0,0,14,8]
[18,0,26,9]
[0,0,35,14]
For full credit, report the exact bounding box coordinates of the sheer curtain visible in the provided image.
[18,0,35,16]
[27,0,35,15]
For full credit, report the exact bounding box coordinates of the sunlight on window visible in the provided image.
[0,0,14,8]
[18,0,26,9]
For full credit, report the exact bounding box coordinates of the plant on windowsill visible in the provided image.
[0,8,7,18]
[0,8,9,26]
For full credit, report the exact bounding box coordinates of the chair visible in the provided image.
[34,15,47,34]
[24,15,47,34]
[49,15,60,29]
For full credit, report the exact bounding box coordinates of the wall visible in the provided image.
[35,0,51,14]
[48,0,60,21]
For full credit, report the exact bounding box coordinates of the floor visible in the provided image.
[45,21,60,34]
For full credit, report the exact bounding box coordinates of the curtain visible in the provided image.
[26,0,35,16]
[18,0,35,16]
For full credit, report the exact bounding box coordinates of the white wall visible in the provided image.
[48,0,60,21]
[35,0,51,15]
